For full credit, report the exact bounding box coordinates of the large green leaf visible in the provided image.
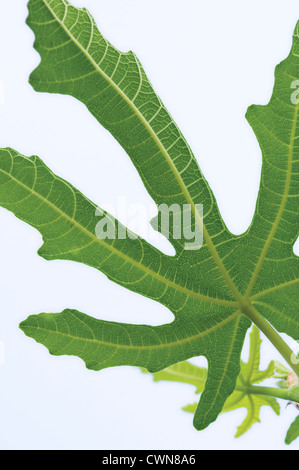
[0,0,298,431]
[0,147,249,431]
[26,0,299,330]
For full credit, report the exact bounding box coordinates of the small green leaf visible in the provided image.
[285,416,299,445]
[223,393,280,438]
[147,326,280,437]
[142,361,207,394]
[240,324,275,385]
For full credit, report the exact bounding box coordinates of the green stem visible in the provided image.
[245,304,299,377]
[239,384,299,404]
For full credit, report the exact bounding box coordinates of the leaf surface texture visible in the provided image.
[0,0,297,430]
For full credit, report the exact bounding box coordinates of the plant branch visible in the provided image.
[244,304,299,377]
[239,384,299,404]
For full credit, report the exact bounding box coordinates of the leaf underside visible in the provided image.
[0,0,298,431]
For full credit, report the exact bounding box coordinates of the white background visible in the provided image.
[0,0,298,450]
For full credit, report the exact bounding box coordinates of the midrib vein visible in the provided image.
[39,0,243,306]
[251,279,299,300]
[245,101,299,298]
[0,163,236,308]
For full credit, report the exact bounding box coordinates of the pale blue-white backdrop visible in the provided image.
[0,0,298,450]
